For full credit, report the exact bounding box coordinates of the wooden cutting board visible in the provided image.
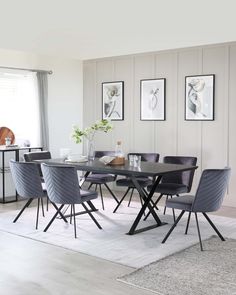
[0,127,15,145]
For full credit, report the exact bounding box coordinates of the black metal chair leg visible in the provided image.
[41,198,45,217]
[50,202,68,223]
[127,188,134,207]
[99,184,105,210]
[13,198,33,223]
[86,200,98,212]
[36,198,40,230]
[104,183,119,204]
[143,194,163,221]
[185,212,191,234]
[163,195,168,215]
[81,203,102,229]
[44,204,64,232]
[172,208,176,222]
[46,197,49,211]
[70,205,73,224]
[169,196,176,221]
[202,212,225,241]
[195,213,203,251]
[95,184,98,191]
[88,183,93,190]
[73,204,77,238]
[113,187,131,213]
[162,210,185,243]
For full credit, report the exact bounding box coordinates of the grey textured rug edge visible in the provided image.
[118,236,236,295]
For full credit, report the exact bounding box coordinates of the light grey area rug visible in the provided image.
[0,198,236,268]
[119,236,236,295]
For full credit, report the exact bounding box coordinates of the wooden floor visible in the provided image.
[0,191,235,295]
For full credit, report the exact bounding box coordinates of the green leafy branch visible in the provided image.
[72,119,113,144]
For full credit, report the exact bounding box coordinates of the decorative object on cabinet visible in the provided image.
[0,126,15,145]
[185,74,215,121]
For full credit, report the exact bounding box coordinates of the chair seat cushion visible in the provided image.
[80,189,98,202]
[166,195,194,211]
[116,177,152,188]
[85,174,115,183]
[148,183,188,195]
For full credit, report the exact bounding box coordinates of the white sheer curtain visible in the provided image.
[0,70,40,146]
[37,72,49,150]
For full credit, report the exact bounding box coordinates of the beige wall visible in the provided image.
[83,42,236,207]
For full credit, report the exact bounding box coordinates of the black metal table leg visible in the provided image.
[127,175,166,235]
[79,171,90,186]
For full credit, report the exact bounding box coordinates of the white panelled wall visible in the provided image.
[83,42,236,208]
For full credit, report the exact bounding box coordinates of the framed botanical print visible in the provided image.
[102,81,124,121]
[140,78,166,121]
[185,74,215,121]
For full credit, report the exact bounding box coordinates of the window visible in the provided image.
[0,70,40,146]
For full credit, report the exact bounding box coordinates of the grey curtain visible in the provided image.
[37,72,49,150]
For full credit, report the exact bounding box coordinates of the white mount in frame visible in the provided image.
[102,81,124,121]
[140,78,166,121]
[185,74,215,121]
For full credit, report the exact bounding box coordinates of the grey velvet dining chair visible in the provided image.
[162,168,231,251]
[41,163,102,238]
[145,156,197,221]
[113,153,160,213]
[84,151,119,210]
[24,151,52,163]
[24,151,52,210]
[10,160,48,229]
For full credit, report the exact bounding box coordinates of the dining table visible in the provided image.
[38,158,198,235]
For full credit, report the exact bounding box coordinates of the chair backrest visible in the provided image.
[24,151,51,162]
[128,153,160,163]
[162,156,197,192]
[41,163,81,204]
[9,160,45,199]
[24,151,51,177]
[94,151,115,158]
[192,168,231,212]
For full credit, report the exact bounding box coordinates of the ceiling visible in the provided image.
[0,0,236,60]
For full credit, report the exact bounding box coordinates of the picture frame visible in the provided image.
[140,78,166,121]
[185,74,215,121]
[102,81,124,121]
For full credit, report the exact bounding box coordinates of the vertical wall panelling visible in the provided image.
[154,52,178,159]
[227,44,236,207]
[95,60,113,150]
[113,57,134,154]
[84,42,236,207]
[177,49,202,190]
[202,46,228,169]
[133,54,155,152]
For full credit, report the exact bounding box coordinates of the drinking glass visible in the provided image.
[129,154,134,166]
[134,155,141,168]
